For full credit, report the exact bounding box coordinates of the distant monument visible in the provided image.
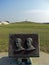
[0,21,10,25]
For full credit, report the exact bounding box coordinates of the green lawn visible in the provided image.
[0,22,49,53]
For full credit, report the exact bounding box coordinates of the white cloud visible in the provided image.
[21,9,49,23]
[25,9,49,15]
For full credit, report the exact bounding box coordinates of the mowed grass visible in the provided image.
[0,22,49,53]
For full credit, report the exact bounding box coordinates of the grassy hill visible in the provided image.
[0,22,49,53]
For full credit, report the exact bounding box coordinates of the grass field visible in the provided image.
[0,22,49,53]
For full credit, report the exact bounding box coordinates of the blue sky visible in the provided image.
[0,0,49,23]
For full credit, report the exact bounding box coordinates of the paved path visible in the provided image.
[31,51,49,65]
[0,51,49,65]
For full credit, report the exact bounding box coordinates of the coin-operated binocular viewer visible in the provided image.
[9,34,39,65]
